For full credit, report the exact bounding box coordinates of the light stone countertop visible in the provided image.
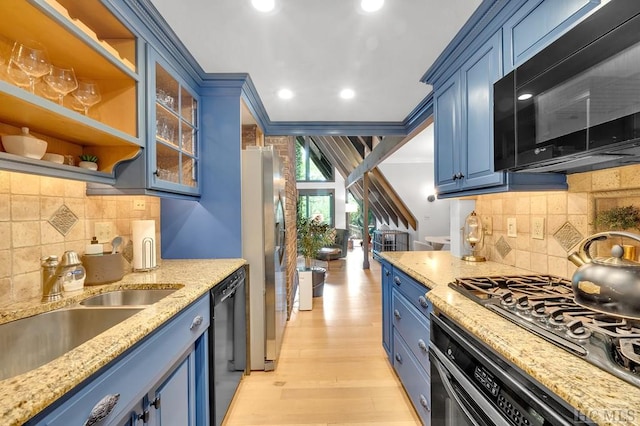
[380,251,640,426]
[0,258,246,426]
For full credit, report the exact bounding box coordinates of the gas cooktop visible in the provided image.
[449,274,640,389]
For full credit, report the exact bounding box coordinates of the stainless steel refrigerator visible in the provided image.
[241,146,287,371]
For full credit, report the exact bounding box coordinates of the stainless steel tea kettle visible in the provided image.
[568,231,640,319]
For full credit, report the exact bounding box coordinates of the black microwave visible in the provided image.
[494,1,640,173]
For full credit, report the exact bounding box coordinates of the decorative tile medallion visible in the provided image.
[553,221,583,252]
[495,236,512,259]
[48,204,78,236]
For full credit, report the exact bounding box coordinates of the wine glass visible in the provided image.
[6,59,31,89]
[43,65,78,106]
[10,41,51,94]
[72,80,101,115]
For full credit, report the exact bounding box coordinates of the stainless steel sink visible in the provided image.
[0,307,142,381]
[80,289,178,306]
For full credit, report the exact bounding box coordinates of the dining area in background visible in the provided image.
[423,235,450,251]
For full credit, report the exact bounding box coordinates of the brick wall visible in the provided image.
[265,136,297,317]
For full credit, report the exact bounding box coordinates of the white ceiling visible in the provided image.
[148,0,482,123]
[385,122,434,164]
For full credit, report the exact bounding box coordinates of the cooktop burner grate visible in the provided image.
[450,274,640,389]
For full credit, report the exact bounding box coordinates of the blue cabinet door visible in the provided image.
[147,47,201,196]
[460,31,505,191]
[434,74,460,193]
[151,354,195,425]
[380,260,392,361]
[503,0,600,71]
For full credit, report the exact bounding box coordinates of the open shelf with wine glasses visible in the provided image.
[0,0,141,183]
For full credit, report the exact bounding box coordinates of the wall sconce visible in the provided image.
[427,195,436,202]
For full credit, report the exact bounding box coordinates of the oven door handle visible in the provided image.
[431,346,512,426]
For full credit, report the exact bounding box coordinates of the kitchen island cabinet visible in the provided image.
[0,259,245,426]
[380,251,640,426]
[378,258,432,424]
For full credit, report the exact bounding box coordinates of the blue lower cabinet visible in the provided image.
[380,259,393,361]
[392,289,430,374]
[381,263,432,425]
[31,296,210,426]
[393,333,431,425]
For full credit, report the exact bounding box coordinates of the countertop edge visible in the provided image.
[0,258,246,426]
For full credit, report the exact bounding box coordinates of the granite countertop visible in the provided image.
[381,251,640,426]
[0,258,246,426]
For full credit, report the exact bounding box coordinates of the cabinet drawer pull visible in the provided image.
[417,339,427,352]
[84,394,120,426]
[393,309,401,320]
[395,353,403,364]
[190,315,203,330]
[393,276,401,285]
[418,296,429,308]
[419,394,430,411]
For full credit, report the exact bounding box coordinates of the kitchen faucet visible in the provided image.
[41,251,85,302]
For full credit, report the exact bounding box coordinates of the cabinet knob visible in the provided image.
[393,309,401,320]
[84,394,120,426]
[452,173,458,180]
[418,339,427,352]
[385,270,390,276]
[419,394,431,411]
[395,353,403,364]
[458,172,465,179]
[418,296,429,308]
[153,169,160,176]
[190,315,203,330]
[151,396,161,409]
[138,410,150,423]
[393,276,401,285]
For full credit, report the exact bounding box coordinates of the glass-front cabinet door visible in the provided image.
[148,50,199,195]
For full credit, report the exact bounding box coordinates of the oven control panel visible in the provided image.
[474,366,499,396]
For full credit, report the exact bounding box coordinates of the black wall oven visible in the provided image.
[429,312,595,426]
[494,1,640,173]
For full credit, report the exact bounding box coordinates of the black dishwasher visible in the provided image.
[209,267,246,426]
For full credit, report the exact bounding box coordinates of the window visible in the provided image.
[295,136,334,182]
[298,189,335,227]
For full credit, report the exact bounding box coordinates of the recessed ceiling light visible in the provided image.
[518,93,533,101]
[252,0,275,12]
[277,88,294,99]
[361,0,384,12]
[339,88,355,100]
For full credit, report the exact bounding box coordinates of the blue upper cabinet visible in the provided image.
[425,0,606,198]
[503,0,601,72]
[147,48,200,196]
[435,32,506,195]
[0,0,142,185]
[433,74,460,194]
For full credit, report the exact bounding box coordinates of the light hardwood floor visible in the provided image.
[224,249,420,425]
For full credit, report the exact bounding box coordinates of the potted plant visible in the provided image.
[594,205,640,231]
[297,215,335,269]
[78,154,98,171]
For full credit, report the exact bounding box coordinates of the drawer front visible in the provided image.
[39,296,210,426]
[392,268,431,318]
[392,289,430,374]
[393,333,431,426]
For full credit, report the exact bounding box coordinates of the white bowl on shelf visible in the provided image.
[1,127,48,160]
[78,161,98,171]
[42,153,65,164]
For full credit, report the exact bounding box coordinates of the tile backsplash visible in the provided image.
[473,164,640,279]
[0,170,159,305]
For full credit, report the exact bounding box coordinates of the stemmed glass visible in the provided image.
[71,80,101,115]
[43,65,78,106]
[10,41,51,94]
